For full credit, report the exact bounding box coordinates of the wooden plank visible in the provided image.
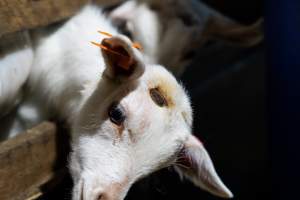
[0,0,126,39]
[0,122,70,200]
[0,0,89,38]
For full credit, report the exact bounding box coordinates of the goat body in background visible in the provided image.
[0,32,33,139]
[109,0,262,76]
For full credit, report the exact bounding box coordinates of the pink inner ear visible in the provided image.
[176,135,204,169]
[101,38,136,71]
[177,147,193,169]
[102,39,132,70]
[117,54,134,70]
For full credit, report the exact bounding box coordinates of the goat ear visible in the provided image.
[101,36,145,81]
[174,135,233,199]
[204,14,263,47]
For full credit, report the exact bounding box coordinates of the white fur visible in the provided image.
[0,38,34,138]
[2,4,232,199]
[0,46,33,117]
[28,6,118,122]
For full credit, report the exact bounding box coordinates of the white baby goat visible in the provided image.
[2,4,233,200]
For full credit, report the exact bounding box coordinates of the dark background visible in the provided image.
[266,0,300,200]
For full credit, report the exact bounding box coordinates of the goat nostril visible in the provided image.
[97,194,103,200]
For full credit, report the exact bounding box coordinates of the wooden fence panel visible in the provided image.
[0,122,70,200]
[0,0,89,38]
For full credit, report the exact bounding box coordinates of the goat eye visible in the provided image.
[150,88,168,107]
[108,103,126,125]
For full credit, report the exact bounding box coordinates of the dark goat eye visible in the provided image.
[108,103,126,125]
[150,88,168,107]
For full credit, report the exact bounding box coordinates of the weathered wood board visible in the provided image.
[0,0,127,38]
[0,122,70,200]
[0,0,89,38]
